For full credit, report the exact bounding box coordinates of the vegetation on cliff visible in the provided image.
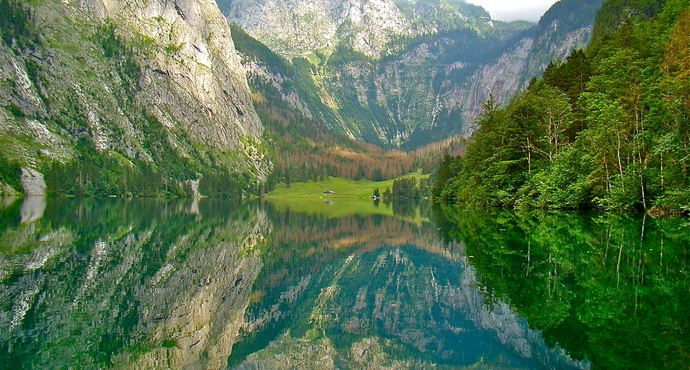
[435,0,690,213]
[225,0,601,150]
[0,0,269,197]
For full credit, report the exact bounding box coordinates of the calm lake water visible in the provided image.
[0,197,688,369]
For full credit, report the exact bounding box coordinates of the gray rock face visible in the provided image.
[228,0,600,148]
[219,0,492,58]
[20,167,46,196]
[457,23,595,123]
[101,0,263,150]
[0,0,271,189]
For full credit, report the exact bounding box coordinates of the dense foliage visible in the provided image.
[435,0,690,212]
[45,133,198,197]
[0,0,35,49]
[0,157,21,193]
[44,127,258,198]
[388,176,431,199]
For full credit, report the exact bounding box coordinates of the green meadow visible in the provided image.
[264,173,431,223]
[266,173,429,199]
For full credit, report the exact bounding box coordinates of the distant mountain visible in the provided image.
[217,0,495,58]
[455,0,604,123]
[223,0,604,149]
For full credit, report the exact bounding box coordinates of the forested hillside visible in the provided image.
[435,0,690,213]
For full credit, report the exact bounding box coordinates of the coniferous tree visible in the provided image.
[437,0,690,213]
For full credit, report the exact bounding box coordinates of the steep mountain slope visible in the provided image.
[218,0,494,58]
[452,0,604,122]
[224,0,603,149]
[0,0,270,196]
[230,24,467,188]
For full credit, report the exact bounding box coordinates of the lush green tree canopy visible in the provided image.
[435,0,690,213]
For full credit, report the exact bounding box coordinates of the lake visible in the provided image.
[0,197,688,369]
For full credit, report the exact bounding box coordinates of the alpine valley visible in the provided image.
[221,0,603,149]
[0,0,602,196]
[2,1,690,368]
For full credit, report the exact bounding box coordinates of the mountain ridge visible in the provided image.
[218,0,497,59]
[225,0,603,149]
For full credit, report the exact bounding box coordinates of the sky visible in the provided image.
[466,0,560,22]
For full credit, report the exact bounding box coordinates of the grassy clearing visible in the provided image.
[268,198,391,218]
[265,172,430,199]
[264,173,431,223]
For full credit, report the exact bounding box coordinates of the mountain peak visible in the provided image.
[228,0,600,149]
[218,0,502,58]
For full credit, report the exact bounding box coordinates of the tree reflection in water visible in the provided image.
[435,205,690,369]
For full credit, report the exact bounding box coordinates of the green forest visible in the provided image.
[434,0,690,213]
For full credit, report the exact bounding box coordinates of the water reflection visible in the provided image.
[435,205,690,369]
[0,198,269,369]
[0,199,687,369]
[20,196,46,223]
[228,202,586,369]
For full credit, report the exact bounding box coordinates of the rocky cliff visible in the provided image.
[218,0,493,59]
[456,0,603,122]
[0,0,270,195]
[225,0,603,149]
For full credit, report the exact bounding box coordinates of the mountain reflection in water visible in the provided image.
[0,198,687,369]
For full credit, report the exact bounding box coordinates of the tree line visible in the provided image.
[0,0,36,50]
[435,0,690,213]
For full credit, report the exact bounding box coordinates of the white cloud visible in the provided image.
[466,0,560,22]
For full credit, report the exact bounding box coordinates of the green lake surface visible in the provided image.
[0,197,688,369]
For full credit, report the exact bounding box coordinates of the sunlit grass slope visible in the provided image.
[266,172,429,199]
[264,173,431,223]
